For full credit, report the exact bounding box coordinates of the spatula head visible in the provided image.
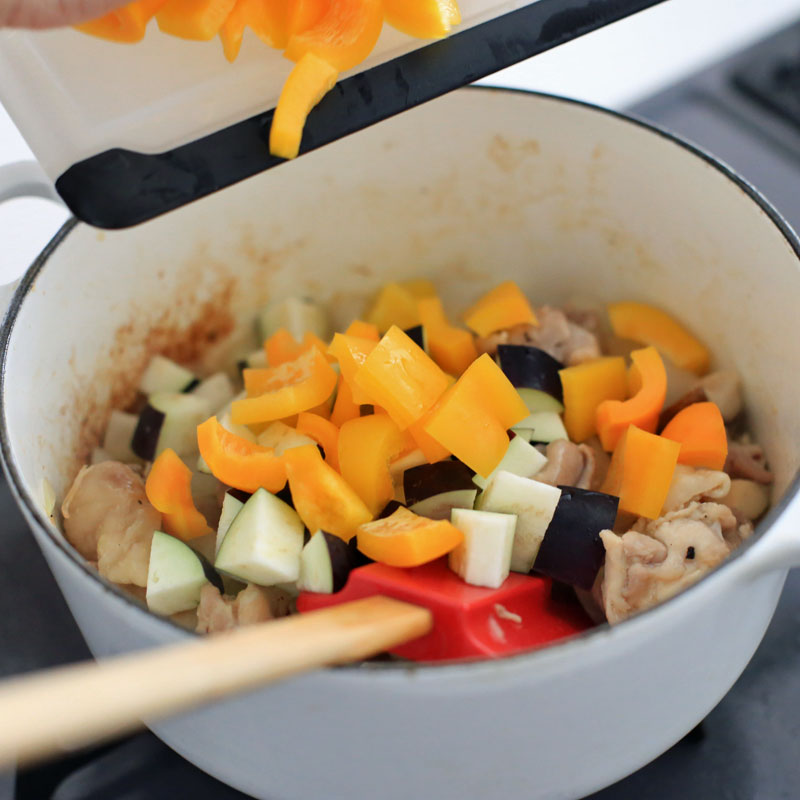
[297,559,592,662]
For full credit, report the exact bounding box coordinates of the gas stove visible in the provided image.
[3,18,800,800]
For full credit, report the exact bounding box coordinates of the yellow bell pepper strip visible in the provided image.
[157,0,237,40]
[288,0,329,37]
[235,347,338,425]
[344,319,380,341]
[265,327,328,366]
[417,295,478,376]
[601,425,680,519]
[338,415,407,515]
[423,353,528,477]
[296,411,340,470]
[400,279,438,299]
[75,0,167,42]
[607,301,711,376]
[462,281,538,338]
[197,416,287,493]
[330,374,361,427]
[383,0,461,39]
[353,326,450,430]
[408,415,451,463]
[269,52,339,160]
[284,444,373,541]
[559,356,627,442]
[145,448,212,540]
[219,0,290,60]
[356,506,464,567]
[327,332,377,404]
[283,0,384,72]
[365,282,421,332]
[660,401,728,471]
[596,347,667,452]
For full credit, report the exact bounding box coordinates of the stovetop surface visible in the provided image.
[4,18,800,800]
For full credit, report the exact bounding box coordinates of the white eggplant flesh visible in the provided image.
[473,436,548,490]
[146,531,209,616]
[449,508,517,589]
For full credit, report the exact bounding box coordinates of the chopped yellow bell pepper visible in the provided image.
[417,296,478,375]
[559,357,627,443]
[383,0,461,39]
[327,332,377,404]
[157,0,237,40]
[365,283,420,332]
[75,0,166,42]
[463,281,538,338]
[660,401,728,471]
[345,319,380,341]
[265,327,328,366]
[330,374,361,427]
[296,411,340,470]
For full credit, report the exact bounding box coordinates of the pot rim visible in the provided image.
[2,86,799,676]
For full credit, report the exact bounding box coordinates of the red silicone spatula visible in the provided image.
[297,558,592,662]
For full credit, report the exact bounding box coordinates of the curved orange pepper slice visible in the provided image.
[197,417,287,493]
[417,295,478,376]
[296,411,340,470]
[145,448,211,540]
[660,401,728,471]
[75,0,167,42]
[596,347,667,452]
[265,327,329,367]
[356,506,464,567]
[383,0,460,40]
[283,0,383,72]
[157,0,237,40]
[234,347,338,425]
[219,0,291,60]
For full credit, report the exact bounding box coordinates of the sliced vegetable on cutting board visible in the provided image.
[75,0,167,43]
[383,0,460,39]
[449,508,516,589]
[215,488,305,585]
[660,401,728,470]
[157,0,237,40]
[146,530,211,616]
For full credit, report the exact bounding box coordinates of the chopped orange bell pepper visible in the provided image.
[607,301,711,376]
[423,353,528,477]
[345,319,380,341]
[283,0,383,72]
[76,0,166,42]
[383,0,460,39]
[601,425,680,519]
[296,411,340,470]
[327,332,377,404]
[356,506,464,567]
[235,348,338,425]
[408,414,451,463]
[660,402,728,471]
[462,281,538,338]
[269,52,339,160]
[596,347,667,452]
[559,356,627,442]
[353,326,449,429]
[265,327,328,366]
[288,0,329,36]
[338,415,407,515]
[145,448,212,540]
[330,374,361,426]
[365,283,421,332]
[157,0,237,40]
[284,444,373,541]
[400,279,438,299]
[218,0,290,60]
[197,417,286,493]
[417,296,478,375]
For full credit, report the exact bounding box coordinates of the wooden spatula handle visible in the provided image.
[0,596,432,769]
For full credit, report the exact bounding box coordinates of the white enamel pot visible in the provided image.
[2,88,800,800]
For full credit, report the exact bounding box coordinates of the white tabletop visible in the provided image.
[1,0,799,282]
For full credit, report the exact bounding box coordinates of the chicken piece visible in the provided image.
[725,440,773,484]
[534,439,606,490]
[659,370,742,430]
[718,479,771,522]
[196,583,294,634]
[662,464,731,513]
[62,461,161,587]
[601,501,752,623]
[475,306,600,366]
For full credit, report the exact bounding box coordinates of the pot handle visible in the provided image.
[738,490,800,580]
[0,160,65,312]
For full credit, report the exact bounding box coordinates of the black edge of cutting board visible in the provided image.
[55,0,666,229]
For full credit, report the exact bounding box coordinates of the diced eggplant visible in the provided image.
[298,530,359,594]
[195,550,225,594]
[497,345,564,402]
[403,461,476,506]
[131,392,212,461]
[139,355,197,395]
[473,436,547,490]
[191,471,223,529]
[146,531,209,616]
[512,411,569,445]
[215,490,245,556]
[191,372,235,414]
[347,536,373,568]
[410,489,478,521]
[257,421,317,455]
[448,508,517,588]
[215,488,304,585]
[378,500,405,519]
[102,410,141,463]
[227,488,253,504]
[532,486,618,590]
[477,471,561,573]
[517,388,565,415]
[90,447,112,465]
[404,325,428,352]
[388,449,428,502]
[257,296,330,343]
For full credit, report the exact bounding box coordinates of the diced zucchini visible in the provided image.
[215,490,245,556]
[473,436,547,490]
[257,297,330,343]
[298,530,356,594]
[257,421,317,455]
[512,411,569,444]
[191,372,235,414]
[410,489,478,521]
[517,388,565,414]
[449,508,517,588]
[131,392,212,461]
[139,355,197,395]
[146,531,209,616]
[102,410,141,463]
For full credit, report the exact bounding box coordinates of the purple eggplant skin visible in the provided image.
[532,486,618,590]
[403,325,427,351]
[227,488,252,505]
[317,532,362,592]
[378,500,405,519]
[403,461,477,506]
[131,404,166,461]
[347,536,373,569]
[196,552,225,594]
[496,344,564,402]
